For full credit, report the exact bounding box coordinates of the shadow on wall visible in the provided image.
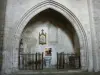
[24,8,77,47]
[0,0,7,72]
[21,8,80,56]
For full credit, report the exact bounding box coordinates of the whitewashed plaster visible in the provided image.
[21,21,74,65]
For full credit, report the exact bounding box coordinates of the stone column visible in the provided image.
[87,0,99,72]
[0,0,7,73]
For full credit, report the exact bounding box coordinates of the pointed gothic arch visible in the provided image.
[11,0,89,71]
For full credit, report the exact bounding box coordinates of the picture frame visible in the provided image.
[39,29,46,45]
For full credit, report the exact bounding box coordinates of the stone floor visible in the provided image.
[9,72,100,75]
[6,69,100,75]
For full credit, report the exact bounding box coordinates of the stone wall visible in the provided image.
[0,0,7,71]
[21,21,75,65]
[2,0,97,74]
[92,0,100,71]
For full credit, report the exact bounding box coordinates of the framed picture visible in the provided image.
[39,29,46,45]
[45,48,52,56]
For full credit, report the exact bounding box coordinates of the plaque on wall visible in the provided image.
[39,29,46,45]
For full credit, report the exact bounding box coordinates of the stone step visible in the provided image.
[9,72,100,75]
[8,69,100,75]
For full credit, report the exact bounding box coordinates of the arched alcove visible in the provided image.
[19,9,80,69]
[12,0,88,70]
[15,0,88,71]
[2,0,90,74]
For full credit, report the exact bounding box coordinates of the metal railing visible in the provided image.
[18,52,43,70]
[18,51,80,70]
[57,52,81,70]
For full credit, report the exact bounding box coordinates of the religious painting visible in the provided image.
[45,48,52,56]
[39,29,46,45]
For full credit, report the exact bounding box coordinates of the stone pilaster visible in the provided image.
[91,0,100,71]
[0,0,7,72]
